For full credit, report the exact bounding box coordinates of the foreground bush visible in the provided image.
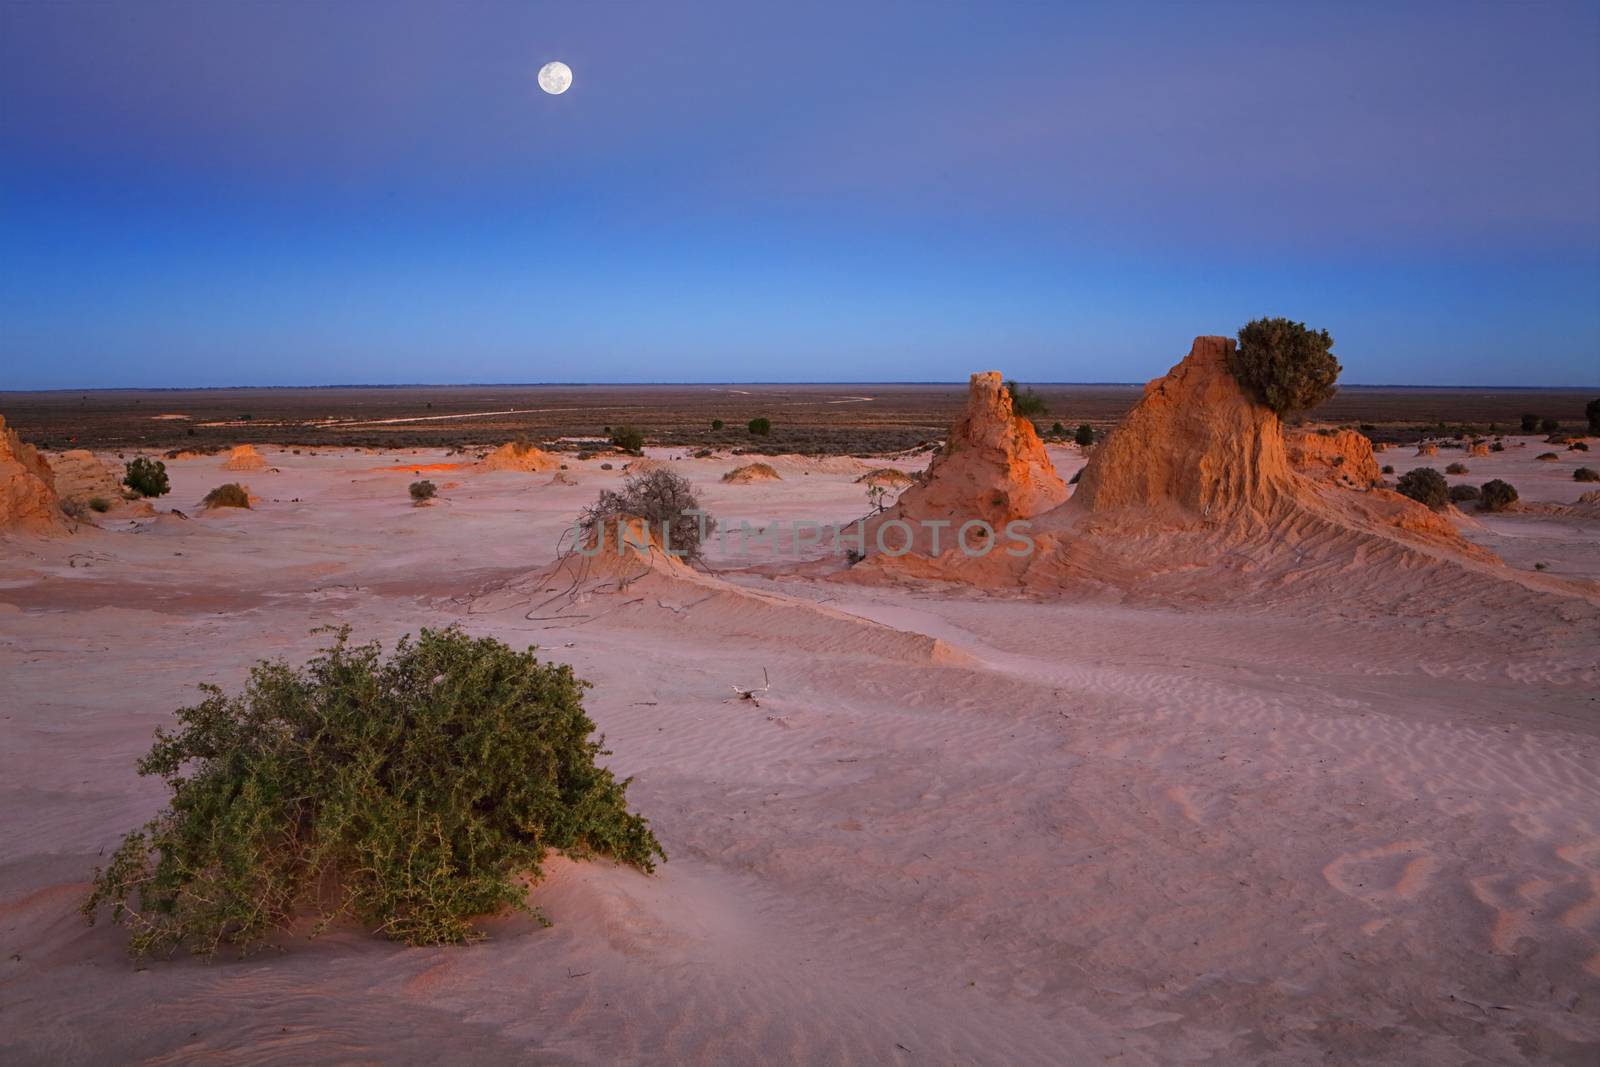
[201,483,251,509]
[1480,479,1518,512]
[83,628,663,956]
[1395,467,1449,510]
[123,457,170,498]
[580,468,716,564]
[1576,467,1600,483]
[1229,318,1341,414]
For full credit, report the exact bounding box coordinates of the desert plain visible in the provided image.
[2,347,1598,1065]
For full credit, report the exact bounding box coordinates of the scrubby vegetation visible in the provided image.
[1520,413,1540,432]
[1075,423,1096,447]
[83,628,663,956]
[201,483,251,509]
[609,426,645,454]
[1574,467,1599,483]
[1381,464,1395,475]
[711,419,724,431]
[721,462,780,483]
[1004,381,1048,418]
[1445,462,1468,475]
[1395,467,1450,510]
[1588,397,1600,434]
[579,468,716,564]
[123,457,170,498]
[1536,452,1559,461]
[1448,484,1481,504]
[409,479,437,504]
[747,417,772,436]
[1540,417,1560,434]
[1229,318,1341,414]
[89,497,112,513]
[1480,479,1518,512]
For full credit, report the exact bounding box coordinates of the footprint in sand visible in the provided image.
[1322,841,1438,906]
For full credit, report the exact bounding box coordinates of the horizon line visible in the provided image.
[4,381,1597,395]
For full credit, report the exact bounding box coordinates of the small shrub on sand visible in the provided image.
[580,468,716,564]
[201,483,251,509]
[83,627,663,956]
[1395,467,1449,510]
[1448,484,1481,504]
[747,417,772,436]
[1491,441,1505,452]
[1075,423,1096,447]
[60,498,88,520]
[1479,479,1518,512]
[722,462,780,483]
[123,457,170,498]
[1570,441,1589,452]
[409,479,437,504]
[1574,467,1599,483]
[1381,464,1395,475]
[89,496,112,513]
[1445,462,1469,475]
[1230,318,1341,414]
[1536,452,1559,462]
[1004,381,1047,418]
[609,426,645,454]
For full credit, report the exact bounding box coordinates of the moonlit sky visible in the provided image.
[2,1,1597,389]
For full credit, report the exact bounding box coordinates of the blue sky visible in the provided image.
[2,1,1597,388]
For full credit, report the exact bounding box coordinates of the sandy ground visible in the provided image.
[2,440,1597,1065]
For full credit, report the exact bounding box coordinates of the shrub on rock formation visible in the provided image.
[83,627,663,956]
[747,417,772,436]
[1229,318,1341,414]
[124,458,170,498]
[1445,462,1469,475]
[201,483,251,509]
[580,468,715,564]
[409,479,437,503]
[1395,467,1450,510]
[1449,484,1481,504]
[1004,381,1047,418]
[609,426,645,454]
[1480,479,1518,512]
[1573,467,1598,483]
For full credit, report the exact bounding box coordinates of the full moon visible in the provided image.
[538,61,572,95]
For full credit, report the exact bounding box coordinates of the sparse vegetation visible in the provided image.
[409,479,437,504]
[1588,397,1600,434]
[1574,467,1599,483]
[1049,421,1066,437]
[1445,462,1469,475]
[1520,413,1540,432]
[1229,318,1341,414]
[1381,464,1395,475]
[747,417,772,436]
[123,457,170,498]
[1075,423,1096,447]
[1395,467,1450,510]
[1004,381,1047,418]
[1480,479,1518,512]
[89,496,112,513]
[721,462,780,483]
[200,483,251,509]
[609,426,645,454]
[1448,484,1481,504]
[711,419,724,431]
[579,468,716,564]
[1536,452,1559,461]
[1540,417,1559,434]
[83,627,663,956]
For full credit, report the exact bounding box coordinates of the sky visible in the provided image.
[2,1,1597,389]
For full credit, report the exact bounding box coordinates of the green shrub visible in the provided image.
[1587,397,1600,434]
[711,419,724,431]
[1381,464,1395,475]
[1574,467,1599,483]
[1004,381,1047,418]
[1049,421,1066,437]
[1229,318,1341,414]
[747,417,772,436]
[1491,441,1505,452]
[1448,484,1480,503]
[1537,452,1559,461]
[88,496,113,513]
[1075,423,1096,447]
[82,628,662,956]
[580,468,717,564]
[409,479,437,503]
[201,483,251,509]
[1540,417,1559,434]
[1445,462,1469,475]
[1520,413,1540,432]
[1480,479,1518,512]
[123,457,170,498]
[1395,467,1449,510]
[609,426,645,453]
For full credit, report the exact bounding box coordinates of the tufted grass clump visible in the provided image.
[201,483,251,509]
[83,627,664,957]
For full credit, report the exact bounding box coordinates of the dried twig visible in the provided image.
[726,668,771,708]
